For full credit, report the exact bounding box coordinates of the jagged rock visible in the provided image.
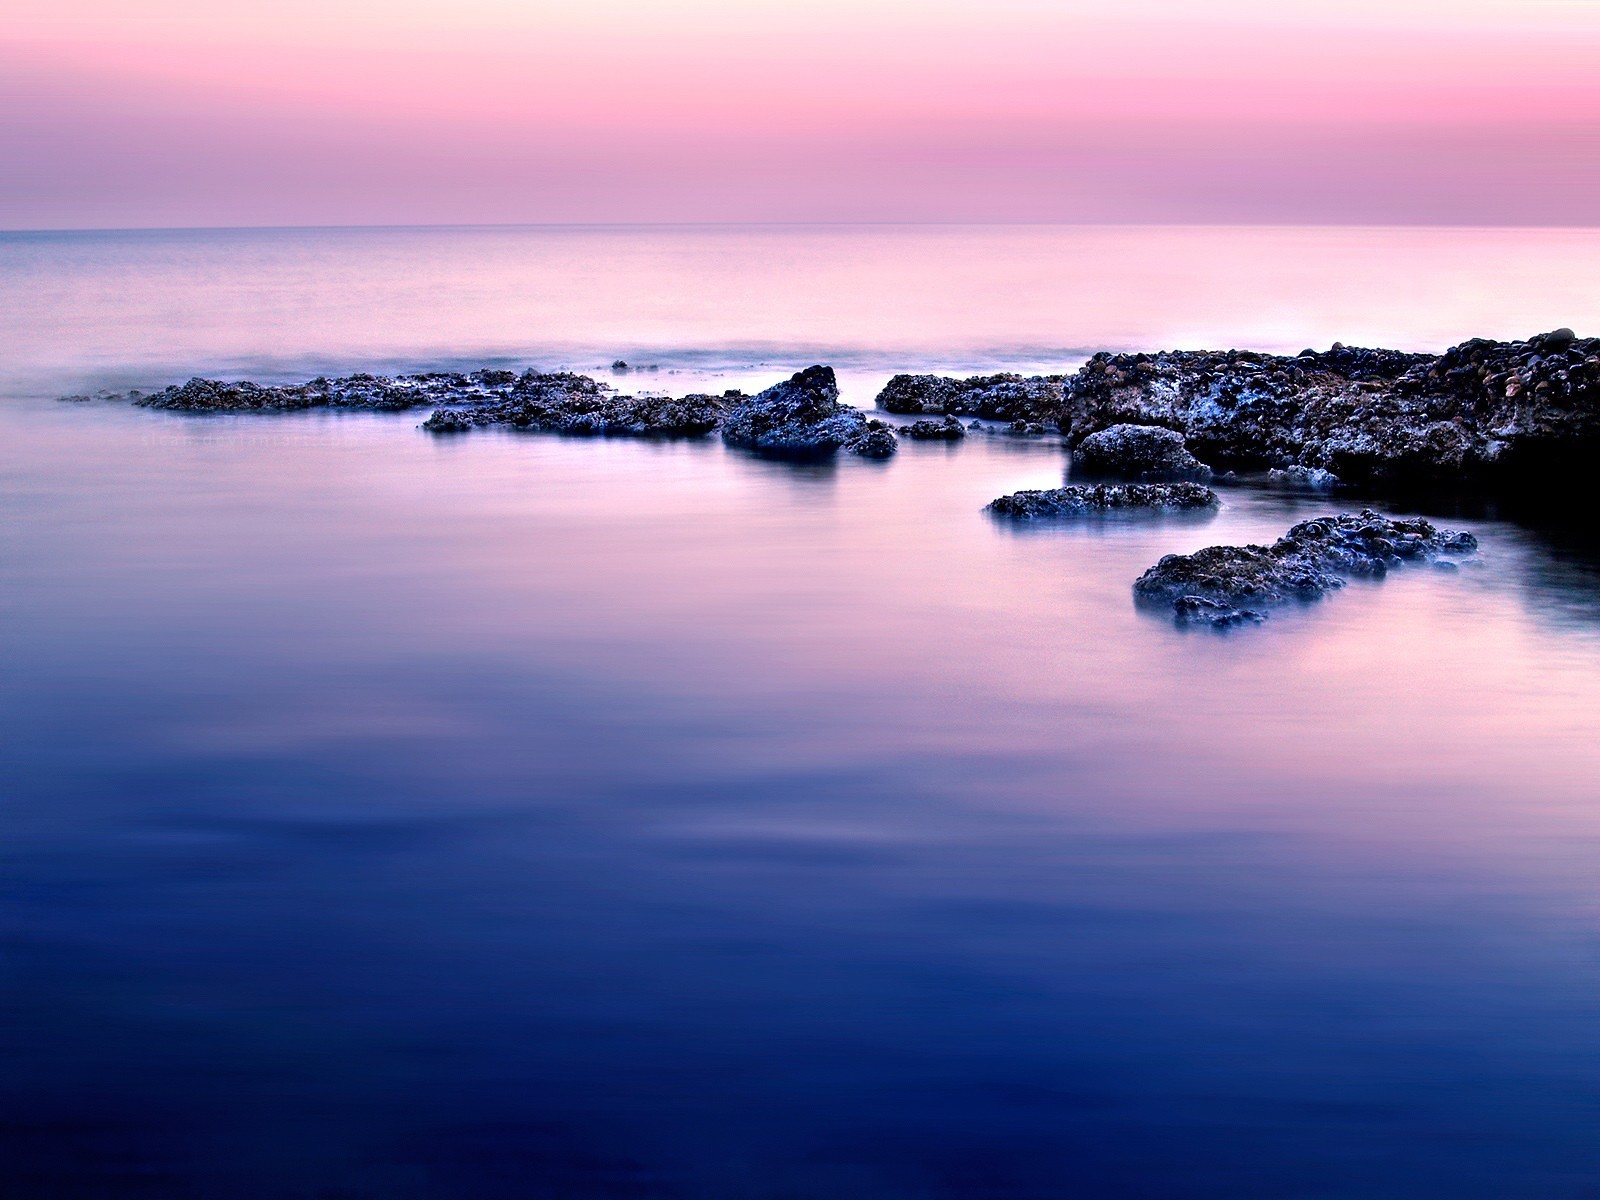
[1063,331,1600,490]
[1073,423,1212,481]
[1134,509,1478,628]
[988,482,1219,518]
[876,373,1065,425]
[422,409,476,433]
[900,416,967,440]
[721,366,891,459]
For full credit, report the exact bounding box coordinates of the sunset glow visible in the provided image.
[5,1,1599,228]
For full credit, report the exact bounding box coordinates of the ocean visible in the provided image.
[3,224,1599,1198]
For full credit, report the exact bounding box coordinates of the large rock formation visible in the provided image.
[721,366,897,459]
[876,373,1065,425]
[988,482,1219,518]
[1064,330,1600,489]
[1134,509,1478,628]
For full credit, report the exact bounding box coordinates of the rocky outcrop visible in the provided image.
[876,373,1065,425]
[1072,424,1212,481]
[1064,330,1600,489]
[900,416,967,441]
[721,366,896,459]
[427,373,729,437]
[988,482,1219,518]
[1134,509,1478,628]
[136,371,522,413]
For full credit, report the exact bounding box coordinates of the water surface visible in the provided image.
[3,226,1599,1198]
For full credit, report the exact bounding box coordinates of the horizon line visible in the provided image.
[5,219,1600,237]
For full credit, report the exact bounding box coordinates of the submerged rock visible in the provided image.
[988,482,1219,518]
[900,416,967,441]
[721,366,895,459]
[876,373,1065,425]
[1073,423,1213,481]
[1063,331,1600,491]
[1134,509,1478,628]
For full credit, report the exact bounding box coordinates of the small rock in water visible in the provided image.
[988,482,1219,518]
[1134,508,1478,629]
[901,415,967,440]
[1074,424,1213,482]
[1266,465,1341,490]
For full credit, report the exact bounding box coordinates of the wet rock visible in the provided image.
[421,409,476,433]
[1266,465,1340,490]
[988,482,1219,518]
[1073,423,1212,481]
[1134,508,1478,628]
[1008,420,1049,437]
[847,420,899,459]
[722,366,891,459]
[1063,331,1600,491]
[876,373,1065,425]
[901,416,967,440]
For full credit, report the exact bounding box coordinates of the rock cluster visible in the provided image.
[1134,509,1478,628]
[899,416,967,441]
[720,366,897,459]
[1072,423,1212,481]
[136,371,522,413]
[988,482,1219,518]
[422,373,728,437]
[130,366,896,454]
[876,374,1064,425]
[1064,330,1600,488]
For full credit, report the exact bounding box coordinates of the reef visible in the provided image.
[1063,329,1600,489]
[1134,509,1479,628]
[988,482,1219,518]
[876,373,1065,425]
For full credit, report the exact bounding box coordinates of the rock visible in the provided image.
[1063,331,1600,492]
[1008,420,1049,437]
[848,420,900,459]
[988,482,1219,518]
[1134,508,1478,628]
[422,409,476,433]
[611,360,629,371]
[876,373,1065,425]
[721,366,887,459]
[901,416,967,440]
[1073,423,1213,481]
[1266,465,1340,490]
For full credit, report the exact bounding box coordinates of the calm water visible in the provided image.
[3,226,1600,1199]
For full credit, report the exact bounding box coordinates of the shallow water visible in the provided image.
[3,226,1600,1198]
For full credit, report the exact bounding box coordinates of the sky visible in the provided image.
[3,0,1599,229]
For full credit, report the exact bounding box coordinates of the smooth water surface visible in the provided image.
[2,226,1600,1198]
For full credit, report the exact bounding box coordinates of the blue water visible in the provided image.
[3,226,1600,1198]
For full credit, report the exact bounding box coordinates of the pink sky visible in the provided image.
[4,0,1599,228]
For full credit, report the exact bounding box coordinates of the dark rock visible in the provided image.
[422,409,476,433]
[1073,423,1212,481]
[988,482,1219,518]
[901,416,967,440]
[848,420,899,459]
[1008,420,1049,437]
[1134,508,1478,628]
[1266,465,1340,490]
[1063,331,1600,491]
[876,373,1065,425]
[721,366,890,459]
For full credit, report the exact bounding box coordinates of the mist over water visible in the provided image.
[3,225,1600,1198]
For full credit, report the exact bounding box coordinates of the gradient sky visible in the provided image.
[4,0,1599,228]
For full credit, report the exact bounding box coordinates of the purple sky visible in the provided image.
[4,0,1599,229]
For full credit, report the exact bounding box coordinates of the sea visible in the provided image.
[2,224,1599,1198]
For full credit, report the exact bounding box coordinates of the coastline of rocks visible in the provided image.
[989,482,1219,519]
[1134,510,1479,628]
